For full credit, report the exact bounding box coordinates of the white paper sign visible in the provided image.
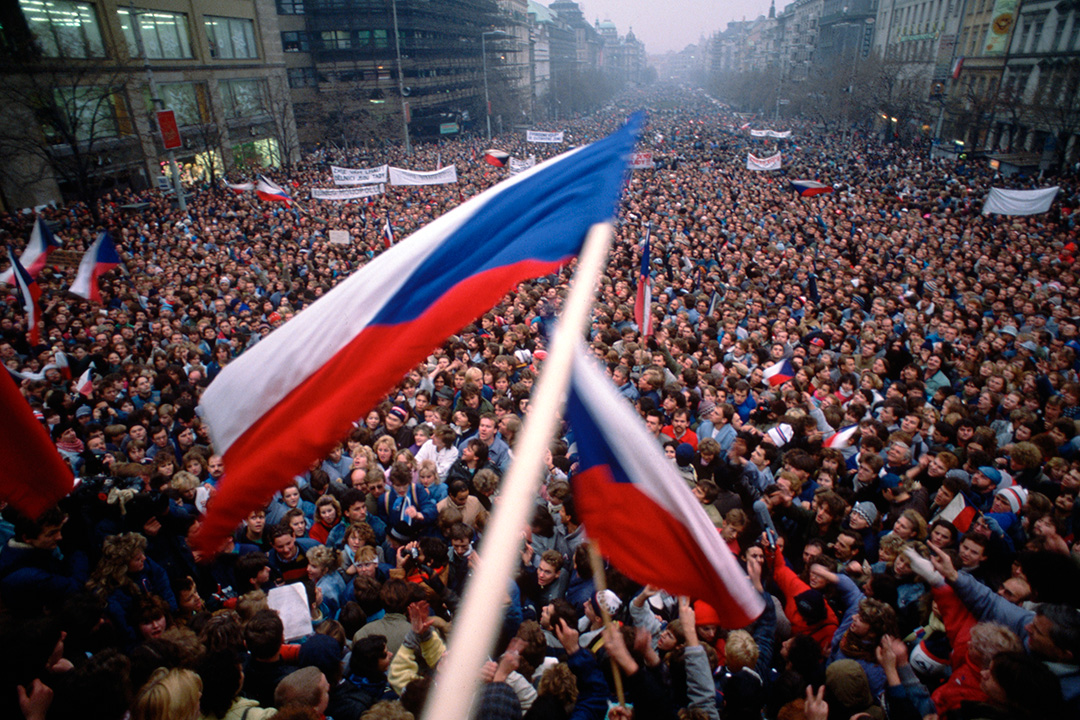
[630,152,654,169]
[311,185,384,200]
[388,165,458,186]
[527,130,564,143]
[332,164,388,186]
[747,153,782,171]
[508,155,536,175]
[268,583,313,641]
[328,230,351,245]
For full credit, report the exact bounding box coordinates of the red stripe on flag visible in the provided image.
[195,257,566,550]
[0,371,74,517]
[573,465,760,628]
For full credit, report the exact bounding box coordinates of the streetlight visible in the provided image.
[481,30,511,143]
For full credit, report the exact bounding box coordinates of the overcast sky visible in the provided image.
[570,0,777,55]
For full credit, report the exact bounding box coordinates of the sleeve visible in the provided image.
[830,575,864,660]
[883,683,926,720]
[388,642,421,696]
[629,598,663,641]
[684,645,720,720]
[147,558,178,611]
[505,671,538,712]
[565,649,611,720]
[897,663,938,718]
[950,571,1034,642]
[751,590,777,675]
[931,584,978,668]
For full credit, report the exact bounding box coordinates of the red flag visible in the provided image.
[0,371,74,518]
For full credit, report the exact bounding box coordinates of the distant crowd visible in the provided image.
[2,85,1080,720]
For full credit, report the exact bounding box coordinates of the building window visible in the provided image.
[118,9,192,59]
[20,0,105,58]
[45,86,131,143]
[220,78,266,118]
[287,67,318,88]
[320,30,352,50]
[205,16,258,59]
[276,0,305,14]
[146,82,210,125]
[281,31,309,52]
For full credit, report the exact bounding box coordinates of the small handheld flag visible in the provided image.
[382,213,395,249]
[8,248,42,346]
[792,179,834,197]
[633,223,652,336]
[763,358,795,387]
[256,175,292,206]
[70,232,121,303]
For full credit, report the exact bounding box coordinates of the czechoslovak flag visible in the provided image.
[633,223,652,337]
[256,175,292,206]
[224,180,255,194]
[824,424,859,449]
[483,149,510,167]
[0,218,61,286]
[792,179,834,197]
[70,231,120,303]
[75,367,94,397]
[566,346,765,628]
[382,213,395,249]
[763,358,795,387]
[193,114,642,551]
[8,248,42,346]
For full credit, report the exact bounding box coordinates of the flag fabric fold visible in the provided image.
[0,370,74,518]
[8,248,42,346]
[483,149,510,167]
[256,175,292,205]
[70,232,120,303]
[224,180,255,194]
[823,424,859,449]
[566,346,765,628]
[75,367,94,397]
[382,213,395,249]
[0,217,61,285]
[792,180,834,197]
[193,114,642,551]
[633,224,652,336]
[763,358,795,386]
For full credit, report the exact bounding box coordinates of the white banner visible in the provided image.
[527,130,564,143]
[747,152,782,171]
[630,152,654,169]
[982,186,1059,215]
[509,155,536,175]
[311,184,384,201]
[328,230,351,245]
[331,164,388,186]
[388,165,458,186]
[767,130,792,138]
[750,129,769,137]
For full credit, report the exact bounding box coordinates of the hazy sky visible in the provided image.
[571,0,777,55]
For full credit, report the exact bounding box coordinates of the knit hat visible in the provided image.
[435,386,454,401]
[851,501,878,527]
[946,468,971,487]
[765,423,794,447]
[697,399,717,418]
[675,443,696,467]
[879,473,902,491]
[693,599,721,626]
[977,466,1002,485]
[388,406,409,421]
[794,589,827,625]
[298,633,344,679]
[995,485,1028,513]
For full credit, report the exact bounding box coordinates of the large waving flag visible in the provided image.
[566,346,764,628]
[763,358,795,386]
[194,115,641,551]
[8,248,42,346]
[70,232,120,303]
[54,350,72,381]
[256,175,292,206]
[0,370,74,518]
[224,180,255,194]
[633,223,652,337]
[0,218,61,285]
[824,424,859,449]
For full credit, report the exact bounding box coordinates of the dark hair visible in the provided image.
[198,651,244,718]
[235,551,269,589]
[340,487,365,511]
[3,505,67,543]
[244,609,285,659]
[338,602,367,639]
[988,651,1065,719]
[379,578,412,614]
[349,635,388,680]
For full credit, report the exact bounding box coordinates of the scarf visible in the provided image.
[838,628,879,662]
[56,437,85,454]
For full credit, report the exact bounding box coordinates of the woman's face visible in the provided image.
[138,614,167,640]
[186,460,202,475]
[128,550,146,574]
[347,533,363,551]
[850,612,870,637]
[419,471,436,488]
[358,560,378,578]
[893,516,914,539]
[377,445,392,463]
[307,564,326,582]
[365,411,381,429]
[319,504,337,524]
[289,514,307,537]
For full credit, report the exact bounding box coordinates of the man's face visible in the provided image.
[672,414,688,434]
[998,578,1030,605]
[27,522,65,551]
[346,501,367,523]
[478,417,496,442]
[537,560,558,587]
[452,537,471,557]
[834,534,857,561]
[958,538,985,568]
[273,533,296,560]
[247,512,266,534]
[645,415,661,436]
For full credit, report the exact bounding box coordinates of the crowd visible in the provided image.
[2,84,1080,720]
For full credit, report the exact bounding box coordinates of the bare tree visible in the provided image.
[1025,59,1080,172]
[264,75,300,168]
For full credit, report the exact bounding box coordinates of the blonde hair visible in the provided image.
[236,590,269,622]
[968,622,1023,668]
[361,700,414,719]
[373,436,397,455]
[131,667,202,720]
[537,662,579,707]
[724,629,759,672]
[88,532,148,597]
[306,544,340,573]
[170,471,200,493]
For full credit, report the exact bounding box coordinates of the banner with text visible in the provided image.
[983,0,1019,56]
[527,130,565,143]
[747,152,782,171]
[311,185,385,201]
[509,155,536,175]
[750,129,769,137]
[630,152,655,169]
[750,129,792,138]
[331,164,388,186]
[388,165,458,186]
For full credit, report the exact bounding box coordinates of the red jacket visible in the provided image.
[768,548,838,652]
[930,584,985,717]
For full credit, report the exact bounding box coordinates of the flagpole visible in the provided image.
[587,540,626,706]
[421,222,614,720]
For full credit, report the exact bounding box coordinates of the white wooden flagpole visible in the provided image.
[421,221,614,720]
